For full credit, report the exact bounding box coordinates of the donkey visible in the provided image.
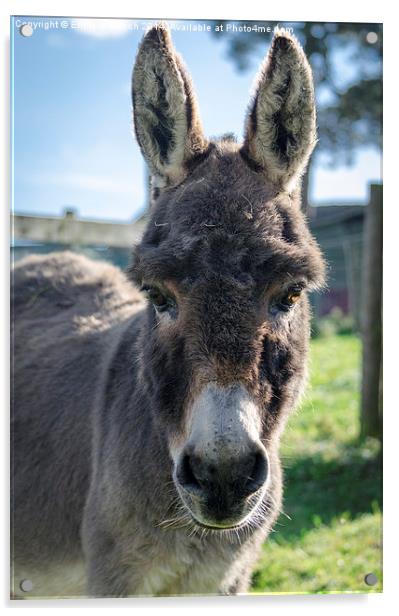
[11,24,325,598]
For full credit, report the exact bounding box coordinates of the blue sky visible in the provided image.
[11,17,382,222]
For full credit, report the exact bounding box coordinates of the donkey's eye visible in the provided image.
[275,286,304,313]
[141,285,176,314]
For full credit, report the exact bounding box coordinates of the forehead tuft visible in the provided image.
[130,145,325,289]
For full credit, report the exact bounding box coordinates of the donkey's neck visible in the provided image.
[96,308,175,504]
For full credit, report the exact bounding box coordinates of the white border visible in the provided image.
[1,1,383,23]
[1,1,395,615]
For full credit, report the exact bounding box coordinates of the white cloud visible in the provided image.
[74,19,133,39]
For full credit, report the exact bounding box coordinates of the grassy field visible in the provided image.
[251,334,382,595]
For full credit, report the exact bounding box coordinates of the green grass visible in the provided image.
[251,334,382,594]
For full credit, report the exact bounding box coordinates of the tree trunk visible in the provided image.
[360,183,383,440]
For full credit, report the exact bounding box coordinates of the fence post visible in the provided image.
[360,183,383,440]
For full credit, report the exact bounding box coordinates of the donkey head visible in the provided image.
[130,25,325,531]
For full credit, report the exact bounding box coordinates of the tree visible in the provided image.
[210,21,382,213]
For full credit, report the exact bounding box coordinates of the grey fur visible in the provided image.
[11,24,325,598]
[242,28,317,192]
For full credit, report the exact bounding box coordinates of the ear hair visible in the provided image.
[241,30,317,192]
[132,24,208,189]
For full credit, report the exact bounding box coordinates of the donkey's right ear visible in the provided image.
[132,24,209,189]
[241,31,317,192]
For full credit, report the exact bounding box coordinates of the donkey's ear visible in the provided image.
[132,24,208,189]
[241,31,316,192]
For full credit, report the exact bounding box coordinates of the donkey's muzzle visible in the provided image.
[175,444,268,524]
[173,383,269,526]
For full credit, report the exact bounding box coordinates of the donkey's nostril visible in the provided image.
[176,447,268,501]
[243,450,268,496]
[176,454,202,493]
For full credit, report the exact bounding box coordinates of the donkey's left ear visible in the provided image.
[132,24,209,189]
[241,31,317,192]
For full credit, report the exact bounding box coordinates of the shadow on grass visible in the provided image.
[272,440,382,544]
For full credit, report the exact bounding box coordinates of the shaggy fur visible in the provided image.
[132,24,209,189]
[242,29,317,192]
[11,24,325,598]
